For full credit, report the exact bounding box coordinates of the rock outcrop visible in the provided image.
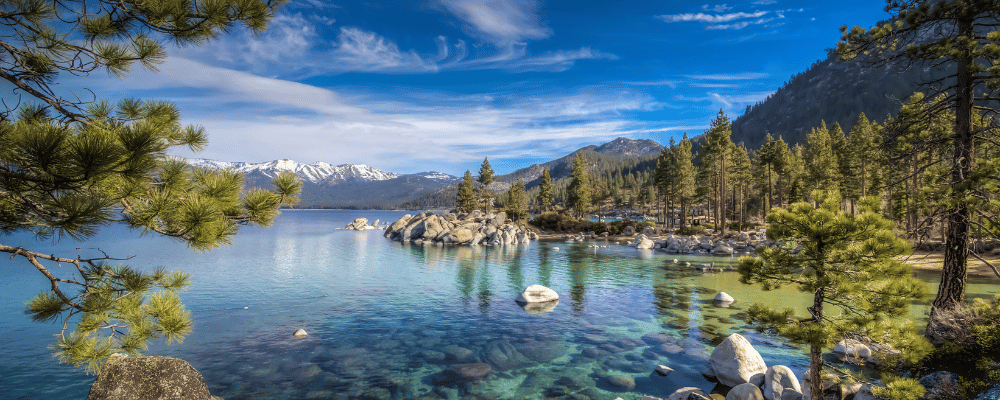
[344,218,373,230]
[384,211,537,246]
[87,356,222,400]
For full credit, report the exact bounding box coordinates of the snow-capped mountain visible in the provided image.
[181,158,458,209]
[185,158,399,185]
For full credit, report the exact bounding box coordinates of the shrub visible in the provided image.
[530,211,589,232]
[923,295,1000,399]
[676,225,706,236]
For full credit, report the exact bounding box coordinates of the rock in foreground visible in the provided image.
[709,333,767,387]
[88,356,221,400]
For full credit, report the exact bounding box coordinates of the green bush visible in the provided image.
[603,219,656,236]
[676,225,706,236]
[924,295,1000,399]
[530,211,589,232]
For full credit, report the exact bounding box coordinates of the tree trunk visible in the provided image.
[808,286,825,400]
[929,18,974,342]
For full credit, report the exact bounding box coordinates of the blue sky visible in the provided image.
[77,0,888,175]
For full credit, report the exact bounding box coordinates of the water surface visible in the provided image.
[1,210,995,399]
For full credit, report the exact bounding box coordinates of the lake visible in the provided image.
[1,210,996,400]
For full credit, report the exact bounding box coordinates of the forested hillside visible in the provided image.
[729,49,939,150]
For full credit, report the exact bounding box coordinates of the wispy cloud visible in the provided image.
[439,0,551,45]
[705,18,775,30]
[656,11,767,23]
[105,60,660,172]
[685,72,769,80]
[178,7,608,76]
[622,79,682,88]
[752,0,777,5]
[701,4,733,12]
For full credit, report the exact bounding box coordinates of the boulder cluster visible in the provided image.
[384,210,539,246]
[625,231,772,256]
[640,333,954,400]
[344,218,379,230]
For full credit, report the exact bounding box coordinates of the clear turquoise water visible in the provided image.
[1,210,996,400]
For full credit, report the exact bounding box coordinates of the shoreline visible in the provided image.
[536,229,999,280]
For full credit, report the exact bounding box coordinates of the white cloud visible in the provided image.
[686,72,769,80]
[328,27,441,73]
[702,4,733,12]
[439,0,551,45]
[656,10,767,23]
[752,0,777,4]
[113,61,660,172]
[705,17,775,30]
[178,12,607,76]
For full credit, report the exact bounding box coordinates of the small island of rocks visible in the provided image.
[383,210,538,246]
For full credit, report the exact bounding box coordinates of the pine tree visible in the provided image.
[654,142,677,226]
[773,136,797,208]
[537,167,554,212]
[477,157,495,213]
[702,110,735,235]
[675,134,698,229]
[505,176,529,224]
[829,122,850,204]
[804,121,841,198]
[456,170,478,213]
[738,193,932,400]
[844,113,880,211]
[567,153,592,218]
[838,0,1000,342]
[729,144,753,229]
[0,0,294,374]
[758,133,782,211]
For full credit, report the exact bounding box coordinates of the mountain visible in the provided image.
[727,48,942,151]
[402,137,663,209]
[593,137,664,157]
[495,137,663,188]
[183,158,458,209]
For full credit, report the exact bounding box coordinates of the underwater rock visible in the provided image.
[445,363,492,379]
[604,375,636,391]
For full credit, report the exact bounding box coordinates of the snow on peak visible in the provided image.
[181,158,400,184]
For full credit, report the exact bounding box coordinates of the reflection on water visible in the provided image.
[0,210,997,400]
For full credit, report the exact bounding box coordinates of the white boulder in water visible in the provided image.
[515,285,559,303]
[293,329,308,338]
[715,292,735,303]
[709,333,767,387]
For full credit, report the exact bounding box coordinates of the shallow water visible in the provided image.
[1,210,996,400]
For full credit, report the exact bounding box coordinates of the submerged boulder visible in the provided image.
[87,356,220,400]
